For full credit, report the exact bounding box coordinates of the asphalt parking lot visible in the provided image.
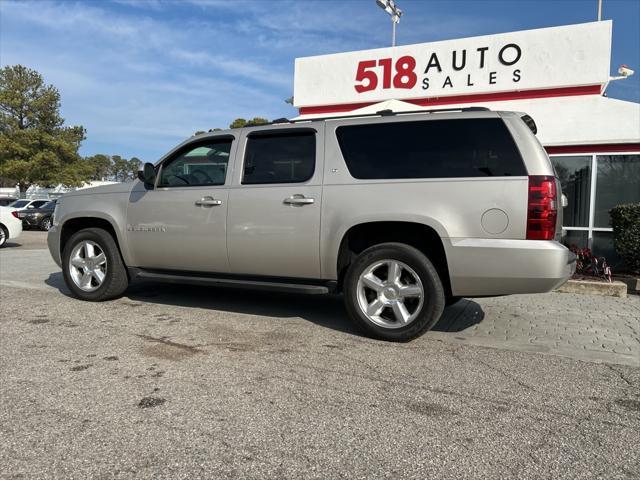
[1,231,639,479]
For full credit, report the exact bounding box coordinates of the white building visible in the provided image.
[293,21,640,265]
[0,181,118,200]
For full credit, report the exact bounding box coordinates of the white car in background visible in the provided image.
[0,206,23,247]
[7,199,49,211]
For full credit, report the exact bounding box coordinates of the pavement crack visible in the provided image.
[474,358,536,391]
[333,351,384,376]
[136,334,203,353]
[605,364,638,390]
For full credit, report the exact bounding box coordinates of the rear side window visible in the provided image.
[336,118,526,179]
[243,132,315,184]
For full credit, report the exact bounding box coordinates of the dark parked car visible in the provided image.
[8,199,49,210]
[19,200,56,231]
[0,196,18,207]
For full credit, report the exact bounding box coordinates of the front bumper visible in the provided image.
[47,225,62,268]
[445,238,576,297]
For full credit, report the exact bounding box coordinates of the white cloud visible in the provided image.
[0,0,296,158]
[168,48,291,88]
[0,0,504,159]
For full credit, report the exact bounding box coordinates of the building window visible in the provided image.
[550,153,640,269]
[562,230,589,250]
[551,155,591,227]
[594,155,640,228]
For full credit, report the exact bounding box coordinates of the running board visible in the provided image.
[130,268,332,295]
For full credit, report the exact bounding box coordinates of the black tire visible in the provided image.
[41,217,52,231]
[0,224,8,247]
[62,227,129,301]
[343,242,446,342]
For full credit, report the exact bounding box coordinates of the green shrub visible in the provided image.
[610,203,640,273]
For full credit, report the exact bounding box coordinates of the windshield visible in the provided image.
[9,200,29,208]
[42,201,56,209]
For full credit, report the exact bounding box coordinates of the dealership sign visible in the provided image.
[294,21,612,109]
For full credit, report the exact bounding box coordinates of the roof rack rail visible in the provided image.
[290,106,490,123]
[270,117,292,124]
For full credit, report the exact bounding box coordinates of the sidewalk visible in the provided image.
[432,292,640,367]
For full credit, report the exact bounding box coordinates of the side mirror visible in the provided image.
[138,162,156,188]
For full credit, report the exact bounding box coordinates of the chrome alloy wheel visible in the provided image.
[68,240,107,292]
[356,259,424,329]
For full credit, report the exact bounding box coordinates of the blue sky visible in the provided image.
[1,0,639,161]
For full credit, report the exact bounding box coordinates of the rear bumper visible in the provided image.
[445,238,576,297]
[47,225,62,268]
[4,217,22,240]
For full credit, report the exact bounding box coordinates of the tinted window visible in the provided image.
[336,118,526,179]
[10,200,29,208]
[159,140,232,187]
[30,200,48,208]
[550,155,591,227]
[243,132,315,184]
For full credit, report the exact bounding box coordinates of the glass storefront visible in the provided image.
[562,229,589,250]
[550,153,640,269]
[552,155,591,227]
[594,155,640,227]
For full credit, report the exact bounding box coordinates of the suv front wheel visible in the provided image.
[62,227,129,301]
[343,243,445,342]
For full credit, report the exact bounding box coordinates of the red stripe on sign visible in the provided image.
[545,143,640,154]
[298,84,603,115]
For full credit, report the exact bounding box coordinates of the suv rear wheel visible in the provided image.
[62,227,129,301]
[343,242,445,341]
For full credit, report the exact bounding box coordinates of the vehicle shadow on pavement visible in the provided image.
[127,281,361,335]
[45,272,71,294]
[45,274,486,337]
[432,299,485,332]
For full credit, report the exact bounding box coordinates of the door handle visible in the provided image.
[195,197,223,207]
[283,194,315,206]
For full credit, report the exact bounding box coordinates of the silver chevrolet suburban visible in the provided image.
[47,108,575,341]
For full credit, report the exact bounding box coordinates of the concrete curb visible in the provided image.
[614,276,640,295]
[556,279,627,298]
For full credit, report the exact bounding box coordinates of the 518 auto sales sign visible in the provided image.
[293,21,611,109]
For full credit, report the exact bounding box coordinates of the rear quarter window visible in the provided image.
[336,118,527,179]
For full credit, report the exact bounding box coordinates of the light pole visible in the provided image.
[376,0,402,47]
[597,0,602,20]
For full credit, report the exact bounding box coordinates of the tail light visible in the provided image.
[526,175,558,240]
[11,211,19,219]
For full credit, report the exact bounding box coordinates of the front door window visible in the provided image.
[159,140,232,187]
